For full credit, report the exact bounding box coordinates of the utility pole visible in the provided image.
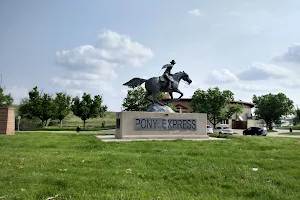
[0,74,2,88]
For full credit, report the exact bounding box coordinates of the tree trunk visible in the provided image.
[83,120,86,129]
[60,120,63,128]
[267,122,273,130]
[213,117,216,128]
[41,120,45,128]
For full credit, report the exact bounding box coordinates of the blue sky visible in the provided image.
[1,0,300,111]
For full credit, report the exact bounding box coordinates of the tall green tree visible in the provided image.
[18,98,32,119]
[0,87,13,107]
[53,92,71,127]
[71,93,107,128]
[253,93,294,130]
[292,106,300,125]
[191,87,243,128]
[122,87,166,111]
[18,86,54,127]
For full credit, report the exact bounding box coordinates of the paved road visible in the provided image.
[233,128,300,138]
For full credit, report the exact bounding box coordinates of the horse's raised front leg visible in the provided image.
[165,91,173,105]
[173,88,183,100]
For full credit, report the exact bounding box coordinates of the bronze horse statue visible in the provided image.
[123,71,192,106]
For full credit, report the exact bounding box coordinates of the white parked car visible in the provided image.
[206,125,213,134]
[214,126,233,134]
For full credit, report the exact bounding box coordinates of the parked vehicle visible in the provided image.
[214,126,233,134]
[243,127,267,136]
[207,125,213,134]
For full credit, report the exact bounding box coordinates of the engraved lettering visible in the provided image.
[141,119,147,129]
[134,118,197,130]
[162,119,167,129]
[183,120,187,129]
[187,120,191,129]
[147,119,152,128]
[191,120,196,129]
[168,119,173,129]
[177,119,182,129]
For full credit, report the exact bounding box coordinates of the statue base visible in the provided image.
[147,104,175,113]
[114,111,208,140]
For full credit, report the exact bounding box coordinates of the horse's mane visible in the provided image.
[174,71,184,75]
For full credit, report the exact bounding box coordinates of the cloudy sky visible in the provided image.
[1,0,300,111]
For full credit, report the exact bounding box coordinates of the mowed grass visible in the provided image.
[1,133,300,200]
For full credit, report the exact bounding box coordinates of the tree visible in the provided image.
[253,93,294,130]
[18,86,54,127]
[0,87,13,107]
[18,98,33,119]
[122,87,165,111]
[191,87,243,128]
[71,93,107,128]
[53,92,71,127]
[292,106,300,125]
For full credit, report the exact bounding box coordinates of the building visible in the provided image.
[162,97,263,129]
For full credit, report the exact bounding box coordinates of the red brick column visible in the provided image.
[0,108,15,135]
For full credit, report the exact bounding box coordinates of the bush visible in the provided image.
[15,118,42,131]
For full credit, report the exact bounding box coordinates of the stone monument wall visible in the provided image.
[0,108,15,135]
[116,111,208,139]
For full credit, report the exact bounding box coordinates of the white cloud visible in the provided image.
[234,83,278,92]
[53,30,153,94]
[95,30,154,67]
[250,25,261,35]
[280,79,300,89]
[55,30,153,80]
[205,69,238,84]
[188,9,202,16]
[5,86,28,104]
[273,43,300,63]
[237,62,293,81]
[51,77,114,93]
[229,11,242,16]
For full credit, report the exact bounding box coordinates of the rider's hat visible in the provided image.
[170,60,176,65]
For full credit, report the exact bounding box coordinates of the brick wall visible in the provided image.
[0,108,15,135]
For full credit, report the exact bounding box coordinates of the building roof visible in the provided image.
[175,104,188,110]
[161,98,255,108]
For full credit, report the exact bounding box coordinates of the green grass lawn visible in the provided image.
[279,132,300,135]
[1,133,300,199]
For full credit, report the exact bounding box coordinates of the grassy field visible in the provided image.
[14,103,117,130]
[279,132,300,135]
[1,132,300,199]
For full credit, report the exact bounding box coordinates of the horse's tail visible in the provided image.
[123,77,147,88]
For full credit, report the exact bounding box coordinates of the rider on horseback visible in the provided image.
[162,60,176,90]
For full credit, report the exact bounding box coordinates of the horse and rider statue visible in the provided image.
[123,60,192,106]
